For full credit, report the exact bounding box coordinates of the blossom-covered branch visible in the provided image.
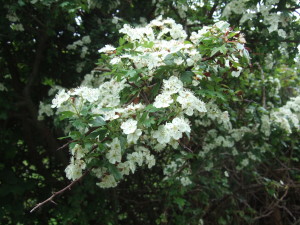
[30,170,90,213]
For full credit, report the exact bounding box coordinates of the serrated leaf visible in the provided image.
[174,197,186,209]
[164,54,174,65]
[180,71,194,84]
[145,104,163,112]
[144,117,156,127]
[85,128,107,140]
[69,131,81,140]
[139,111,148,124]
[119,37,126,46]
[107,164,123,181]
[90,117,106,127]
[219,44,227,54]
[210,47,220,57]
[140,41,154,48]
[59,111,75,120]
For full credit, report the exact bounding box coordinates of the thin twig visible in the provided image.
[178,141,193,153]
[30,170,90,213]
[93,67,112,72]
[201,52,223,62]
[56,140,75,151]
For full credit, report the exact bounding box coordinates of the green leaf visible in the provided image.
[180,71,194,84]
[90,117,106,127]
[69,131,81,140]
[119,37,126,46]
[145,104,163,112]
[118,136,127,151]
[140,41,154,48]
[72,120,86,130]
[107,164,123,181]
[85,128,107,140]
[174,197,186,209]
[210,47,220,57]
[164,54,174,65]
[59,111,75,120]
[219,44,227,54]
[139,111,148,124]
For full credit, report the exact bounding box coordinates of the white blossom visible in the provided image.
[51,90,70,108]
[121,119,138,134]
[153,92,173,108]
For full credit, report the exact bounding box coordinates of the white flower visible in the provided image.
[121,119,138,134]
[98,45,116,53]
[145,154,156,168]
[180,177,192,186]
[152,125,171,144]
[82,88,99,102]
[117,162,131,176]
[92,167,107,178]
[51,90,70,108]
[0,83,8,92]
[106,138,122,164]
[174,57,184,65]
[65,163,82,180]
[261,115,271,136]
[97,174,118,188]
[232,67,243,77]
[71,144,87,159]
[106,148,122,164]
[38,102,53,120]
[177,90,206,115]
[127,152,144,167]
[127,129,142,144]
[163,76,183,94]
[186,58,194,67]
[110,57,121,65]
[153,92,173,108]
[82,35,91,44]
[65,158,86,180]
[215,21,230,31]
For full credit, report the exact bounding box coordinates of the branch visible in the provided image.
[201,52,223,62]
[281,39,300,44]
[30,169,90,213]
[93,67,112,72]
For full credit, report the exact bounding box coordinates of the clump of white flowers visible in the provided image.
[222,0,293,39]
[271,96,300,133]
[45,16,299,189]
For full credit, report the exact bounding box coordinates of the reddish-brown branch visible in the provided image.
[30,170,90,213]
[56,140,75,151]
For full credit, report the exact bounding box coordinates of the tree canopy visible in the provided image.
[1,0,300,224]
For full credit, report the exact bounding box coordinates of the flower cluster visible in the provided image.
[46,17,273,189]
